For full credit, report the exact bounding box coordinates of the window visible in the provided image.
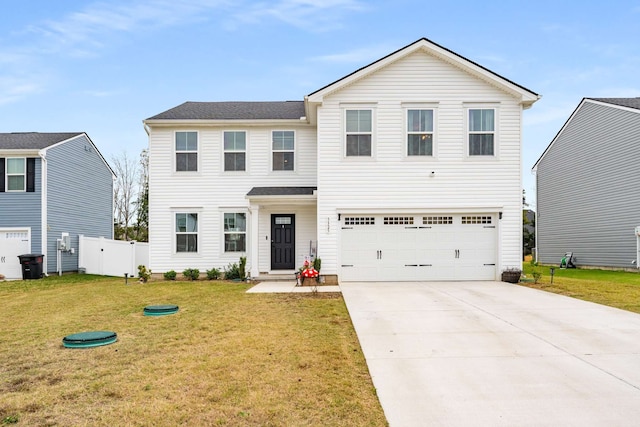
[344,217,375,225]
[345,110,372,156]
[6,158,26,191]
[224,213,246,252]
[176,213,198,252]
[224,131,246,171]
[462,216,492,224]
[272,131,294,171]
[383,217,414,225]
[423,216,453,225]
[468,109,495,156]
[407,110,433,156]
[175,132,198,172]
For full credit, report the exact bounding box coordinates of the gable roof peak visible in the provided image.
[307,37,539,106]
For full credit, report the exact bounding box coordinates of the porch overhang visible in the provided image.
[245,186,317,205]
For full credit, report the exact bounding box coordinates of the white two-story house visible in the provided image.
[143,38,539,283]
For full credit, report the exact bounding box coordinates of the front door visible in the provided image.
[271,214,295,270]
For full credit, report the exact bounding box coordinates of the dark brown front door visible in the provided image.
[271,214,295,270]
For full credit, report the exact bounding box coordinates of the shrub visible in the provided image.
[183,268,200,281]
[239,256,247,279]
[163,270,177,281]
[532,270,542,284]
[224,262,241,280]
[313,257,322,272]
[206,267,221,280]
[138,265,152,283]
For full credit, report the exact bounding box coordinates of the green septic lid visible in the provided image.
[63,331,117,348]
[143,304,179,316]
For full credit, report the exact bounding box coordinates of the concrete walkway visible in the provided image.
[247,280,341,293]
[341,281,640,427]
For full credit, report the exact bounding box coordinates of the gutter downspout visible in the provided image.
[39,150,49,277]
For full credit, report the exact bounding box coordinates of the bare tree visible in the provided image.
[112,151,139,241]
[134,149,149,242]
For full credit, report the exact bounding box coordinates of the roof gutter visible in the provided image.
[143,118,309,127]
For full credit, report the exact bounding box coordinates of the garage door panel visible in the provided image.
[0,229,31,279]
[340,214,497,282]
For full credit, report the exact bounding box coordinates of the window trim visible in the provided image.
[271,130,296,172]
[466,106,498,158]
[342,106,376,159]
[223,130,248,172]
[174,131,199,173]
[174,212,199,254]
[6,157,26,192]
[223,211,247,253]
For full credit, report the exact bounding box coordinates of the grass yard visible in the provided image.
[521,262,640,314]
[0,275,387,426]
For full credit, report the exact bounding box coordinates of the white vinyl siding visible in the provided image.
[147,125,317,273]
[316,50,523,278]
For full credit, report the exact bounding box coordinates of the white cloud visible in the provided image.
[0,77,42,106]
[227,0,366,31]
[25,0,228,56]
[310,44,395,65]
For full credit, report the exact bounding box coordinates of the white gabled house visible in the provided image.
[143,38,539,283]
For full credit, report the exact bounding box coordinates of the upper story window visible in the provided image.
[468,109,495,156]
[224,213,246,252]
[175,132,198,172]
[345,110,372,156]
[176,213,198,253]
[6,158,26,191]
[407,109,434,156]
[272,131,295,171]
[224,131,246,171]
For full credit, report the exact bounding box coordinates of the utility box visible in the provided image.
[18,254,45,280]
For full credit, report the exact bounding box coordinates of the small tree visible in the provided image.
[112,151,138,241]
[133,149,149,242]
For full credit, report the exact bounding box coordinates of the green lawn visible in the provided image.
[521,263,640,314]
[0,275,387,426]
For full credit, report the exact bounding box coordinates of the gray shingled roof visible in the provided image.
[589,98,640,110]
[0,132,83,150]
[147,101,306,121]
[247,186,317,197]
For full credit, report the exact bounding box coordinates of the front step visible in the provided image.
[255,273,296,282]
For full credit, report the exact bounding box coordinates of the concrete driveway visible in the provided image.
[340,281,640,427]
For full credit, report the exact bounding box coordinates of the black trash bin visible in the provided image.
[18,254,45,280]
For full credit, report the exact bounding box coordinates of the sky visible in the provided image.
[1,0,639,209]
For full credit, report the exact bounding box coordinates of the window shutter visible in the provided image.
[27,158,36,192]
[0,158,4,192]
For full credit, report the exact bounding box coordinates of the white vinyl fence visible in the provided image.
[78,235,149,277]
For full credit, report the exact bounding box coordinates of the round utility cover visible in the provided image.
[143,304,179,316]
[63,331,117,348]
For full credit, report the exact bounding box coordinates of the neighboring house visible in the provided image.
[523,209,535,257]
[143,38,539,283]
[0,132,114,279]
[533,97,640,268]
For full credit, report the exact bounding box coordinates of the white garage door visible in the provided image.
[0,229,31,279]
[340,214,497,282]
